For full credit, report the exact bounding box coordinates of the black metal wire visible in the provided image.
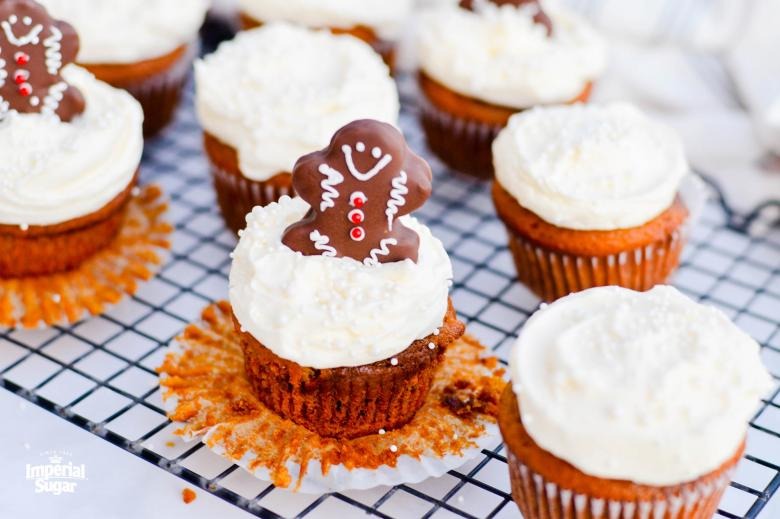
[1,38,779,519]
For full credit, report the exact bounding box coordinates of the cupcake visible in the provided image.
[499,285,772,519]
[0,1,143,277]
[236,0,412,69]
[492,103,692,302]
[229,120,464,438]
[39,0,209,137]
[195,23,399,234]
[417,0,606,178]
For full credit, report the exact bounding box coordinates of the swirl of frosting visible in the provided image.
[195,23,400,182]
[493,103,689,230]
[237,0,413,39]
[229,196,453,369]
[417,0,606,108]
[38,0,209,63]
[510,285,772,486]
[0,66,143,227]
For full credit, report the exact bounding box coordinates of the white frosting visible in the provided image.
[237,0,413,39]
[0,66,143,227]
[39,0,209,64]
[511,285,772,486]
[229,196,453,369]
[417,0,606,108]
[493,103,689,230]
[195,23,399,182]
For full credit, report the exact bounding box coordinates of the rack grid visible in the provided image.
[1,38,779,519]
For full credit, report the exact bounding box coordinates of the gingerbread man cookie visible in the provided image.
[282,120,433,266]
[459,0,553,36]
[0,0,85,121]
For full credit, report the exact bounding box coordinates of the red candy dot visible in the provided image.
[348,209,364,224]
[350,227,365,241]
[15,52,29,66]
[14,71,27,84]
[18,83,32,97]
[353,197,364,208]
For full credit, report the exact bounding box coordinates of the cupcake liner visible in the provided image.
[0,185,171,329]
[503,175,708,301]
[419,92,501,180]
[210,161,293,234]
[507,451,734,519]
[158,301,505,493]
[123,42,199,138]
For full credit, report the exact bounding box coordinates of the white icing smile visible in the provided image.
[342,142,392,181]
[1,16,43,46]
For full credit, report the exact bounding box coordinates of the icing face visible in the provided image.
[0,0,84,121]
[282,119,433,266]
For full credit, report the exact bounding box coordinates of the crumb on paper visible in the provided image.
[182,488,197,504]
[165,441,175,448]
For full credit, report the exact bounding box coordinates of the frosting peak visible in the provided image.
[493,103,690,230]
[195,23,399,182]
[0,65,142,226]
[417,0,606,108]
[39,0,208,64]
[511,285,772,486]
[229,196,453,369]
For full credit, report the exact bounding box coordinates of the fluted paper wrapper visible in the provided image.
[504,175,708,302]
[209,162,292,234]
[125,42,198,137]
[419,94,502,180]
[158,302,505,493]
[507,451,734,519]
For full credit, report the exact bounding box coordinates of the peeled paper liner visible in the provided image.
[158,301,506,493]
[0,185,171,329]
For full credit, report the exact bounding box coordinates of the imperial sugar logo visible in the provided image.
[25,450,87,495]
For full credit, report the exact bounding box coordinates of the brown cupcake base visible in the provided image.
[239,13,396,71]
[0,185,171,329]
[0,174,138,278]
[492,182,689,302]
[83,43,197,137]
[236,300,465,439]
[498,386,740,519]
[419,73,592,179]
[203,132,293,234]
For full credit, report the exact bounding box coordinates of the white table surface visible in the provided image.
[0,389,252,519]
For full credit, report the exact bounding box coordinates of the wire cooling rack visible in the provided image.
[2,31,780,519]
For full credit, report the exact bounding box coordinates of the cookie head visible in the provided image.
[0,0,85,121]
[282,119,433,266]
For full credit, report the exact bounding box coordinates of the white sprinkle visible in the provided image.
[378,429,386,435]
[371,146,382,159]
[9,15,17,24]
[23,16,31,25]
[29,96,39,107]
[453,433,459,440]
[432,329,440,336]
[356,142,366,152]
[428,342,436,350]
[51,294,61,303]
[131,186,141,197]
[390,445,398,453]
[390,357,398,366]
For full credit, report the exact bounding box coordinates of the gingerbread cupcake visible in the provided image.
[493,103,694,301]
[0,1,143,278]
[499,285,772,519]
[229,120,463,438]
[195,23,399,234]
[39,0,209,137]
[417,0,606,178]
[236,0,412,69]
